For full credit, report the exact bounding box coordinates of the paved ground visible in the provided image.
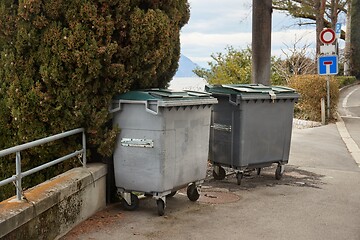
[60,85,360,240]
[338,83,360,147]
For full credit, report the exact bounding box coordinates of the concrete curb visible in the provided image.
[336,113,360,167]
[293,118,322,129]
[337,82,360,167]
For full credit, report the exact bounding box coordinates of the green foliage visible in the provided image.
[193,46,287,85]
[289,75,339,122]
[0,0,189,201]
[193,46,252,84]
[273,0,318,21]
[336,76,358,88]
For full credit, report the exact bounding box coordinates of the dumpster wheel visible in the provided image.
[213,166,226,180]
[187,183,200,202]
[236,172,243,185]
[156,199,165,216]
[275,164,284,180]
[121,193,139,211]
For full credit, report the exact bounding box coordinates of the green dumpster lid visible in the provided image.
[114,89,213,101]
[205,84,299,100]
[111,89,217,115]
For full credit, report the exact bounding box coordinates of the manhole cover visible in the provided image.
[198,191,240,204]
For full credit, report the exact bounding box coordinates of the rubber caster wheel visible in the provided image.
[275,165,284,180]
[167,191,177,198]
[156,199,165,216]
[236,172,243,185]
[187,183,200,202]
[213,166,226,180]
[121,193,139,211]
[257,168,261,176]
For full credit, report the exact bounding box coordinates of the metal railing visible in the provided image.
[0,128,86,201]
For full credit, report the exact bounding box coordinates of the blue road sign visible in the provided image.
[318,55,338,75]
[336,23,342,37]
[335,23,342,34]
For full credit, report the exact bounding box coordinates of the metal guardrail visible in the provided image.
[0,128,86,201]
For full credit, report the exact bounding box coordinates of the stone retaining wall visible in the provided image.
[0,163,107,240]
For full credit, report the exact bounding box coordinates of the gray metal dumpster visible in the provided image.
[205,84,299,185]
[111,89,217,215]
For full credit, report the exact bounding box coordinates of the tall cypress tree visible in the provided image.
[0,0,189,200]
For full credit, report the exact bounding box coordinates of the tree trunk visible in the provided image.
[350,0,360,78]
[344,0,351,75]
[252,0,272,85]
[315,0,326,55]
[330,0,339,28]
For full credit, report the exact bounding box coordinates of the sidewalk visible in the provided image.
[60,123,360,240]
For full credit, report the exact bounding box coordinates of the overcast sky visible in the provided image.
[180,0,319,68]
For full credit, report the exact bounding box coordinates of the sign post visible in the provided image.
[326,76,330,120]
[318,28,338,121]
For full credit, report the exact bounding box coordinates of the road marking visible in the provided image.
[342,86,360,108]
[342,86,360,117]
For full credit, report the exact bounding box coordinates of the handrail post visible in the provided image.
[82,130,87,168]
[0,128,87,199]
[15,151,23,200]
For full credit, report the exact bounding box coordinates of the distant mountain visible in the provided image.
[175,54,199,78]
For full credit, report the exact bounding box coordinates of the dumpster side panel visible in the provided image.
[280,100,296,162]
[209,96,233,166]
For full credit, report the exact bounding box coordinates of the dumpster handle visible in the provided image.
[109,101,122,113]
[109,100,159,115]
[145,100,159,115]
[229,94,239,105]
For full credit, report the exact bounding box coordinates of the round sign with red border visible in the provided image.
[319,28,336,44]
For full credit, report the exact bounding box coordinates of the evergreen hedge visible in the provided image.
[0,0,189,201]
[289,74,339,122]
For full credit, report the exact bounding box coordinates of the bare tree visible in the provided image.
[273,0,349,55]
[273,36,317,83]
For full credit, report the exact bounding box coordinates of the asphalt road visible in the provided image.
[338,83,360,146]
[60,85,360,240]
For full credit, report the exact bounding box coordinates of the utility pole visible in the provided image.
[252,0,272,85]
